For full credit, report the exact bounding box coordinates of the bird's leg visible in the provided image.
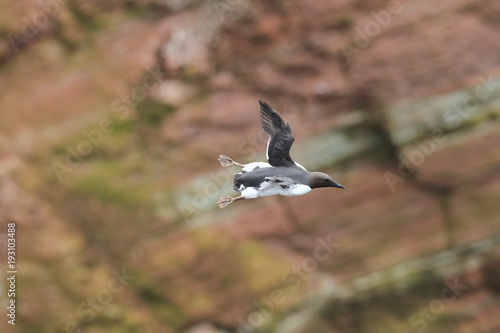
[218,194,245,208]
[218,155,244,168]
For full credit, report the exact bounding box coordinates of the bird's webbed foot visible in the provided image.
[218,155,244,168]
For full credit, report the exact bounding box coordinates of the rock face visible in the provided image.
[1,0,500,333]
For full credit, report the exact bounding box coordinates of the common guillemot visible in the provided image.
[217,100,345,208]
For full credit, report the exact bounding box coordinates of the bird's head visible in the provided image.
[308,172,346,190]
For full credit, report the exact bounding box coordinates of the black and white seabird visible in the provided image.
[217,100,345,208]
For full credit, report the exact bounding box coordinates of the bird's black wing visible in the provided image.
[259,99,296,167]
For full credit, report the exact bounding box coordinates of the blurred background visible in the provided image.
[1,0,500,332]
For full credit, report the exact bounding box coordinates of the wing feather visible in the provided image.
[259,100,296,167]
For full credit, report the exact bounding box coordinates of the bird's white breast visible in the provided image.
[241,183,311,199]
[283,184,311,196]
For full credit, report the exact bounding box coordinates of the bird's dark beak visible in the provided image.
[333,182,346,190]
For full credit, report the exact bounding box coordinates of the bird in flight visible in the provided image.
[217,100,345,208]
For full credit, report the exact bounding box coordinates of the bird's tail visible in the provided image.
[233,172,244,192]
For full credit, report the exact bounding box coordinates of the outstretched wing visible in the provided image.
[259,99,296,167]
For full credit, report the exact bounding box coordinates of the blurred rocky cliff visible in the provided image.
[1,0,500,332]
